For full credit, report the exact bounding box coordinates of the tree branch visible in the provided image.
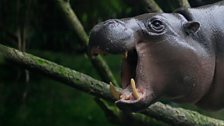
[95,99,168,126]
[0,43,165,125]
[144,102,224,126]
[0,43,224,126]
[143,0,163,12]
[178,0,191,8]
[55,0,118,86]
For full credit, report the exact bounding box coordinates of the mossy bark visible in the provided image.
[145,102,224,126]
[0,43,166,126]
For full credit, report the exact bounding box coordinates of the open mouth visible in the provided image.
[110,48,147,107]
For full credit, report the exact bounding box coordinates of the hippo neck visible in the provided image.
[175,1,224,109]
[180,2,224,110]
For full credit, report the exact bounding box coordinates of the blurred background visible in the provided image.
[0,0,223,126]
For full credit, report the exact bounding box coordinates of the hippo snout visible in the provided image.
[89,19,142,55]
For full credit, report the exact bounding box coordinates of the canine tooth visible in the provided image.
[109,82,120,100]
[130,78,140,99]
[124,51,128,59]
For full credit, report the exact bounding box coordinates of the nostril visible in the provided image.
[104,19,125,26]
[115,19,125,25]
[104,19,116,25]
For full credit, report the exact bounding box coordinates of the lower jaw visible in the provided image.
[114,89,150,111]
[115,94,150,112]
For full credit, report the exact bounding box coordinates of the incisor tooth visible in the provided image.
[130,78,140,99]
[109,82,120,100]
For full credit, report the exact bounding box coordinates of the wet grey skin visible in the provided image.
[88,1,224,112]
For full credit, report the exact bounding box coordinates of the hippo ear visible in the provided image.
[183,21,200,35]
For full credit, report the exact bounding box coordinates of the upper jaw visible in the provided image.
[88,19,145,55]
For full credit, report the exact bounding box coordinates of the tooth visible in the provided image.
[120,95,125,99]
[124,51,128,59]
[109,82,120,100]
[130,78,140,99]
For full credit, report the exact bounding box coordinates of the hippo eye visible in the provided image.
[148,19,165,33]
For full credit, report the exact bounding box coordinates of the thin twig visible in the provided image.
[143,0,163,12]
[178,0,191,8]
[55,0,118,86]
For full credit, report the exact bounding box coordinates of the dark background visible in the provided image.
[0,0,223,125]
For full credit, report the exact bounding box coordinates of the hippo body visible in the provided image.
[89,1,224,111]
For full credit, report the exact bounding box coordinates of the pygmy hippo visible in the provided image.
[88,1,224,111]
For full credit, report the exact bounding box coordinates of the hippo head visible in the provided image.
[88,13,214,111]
